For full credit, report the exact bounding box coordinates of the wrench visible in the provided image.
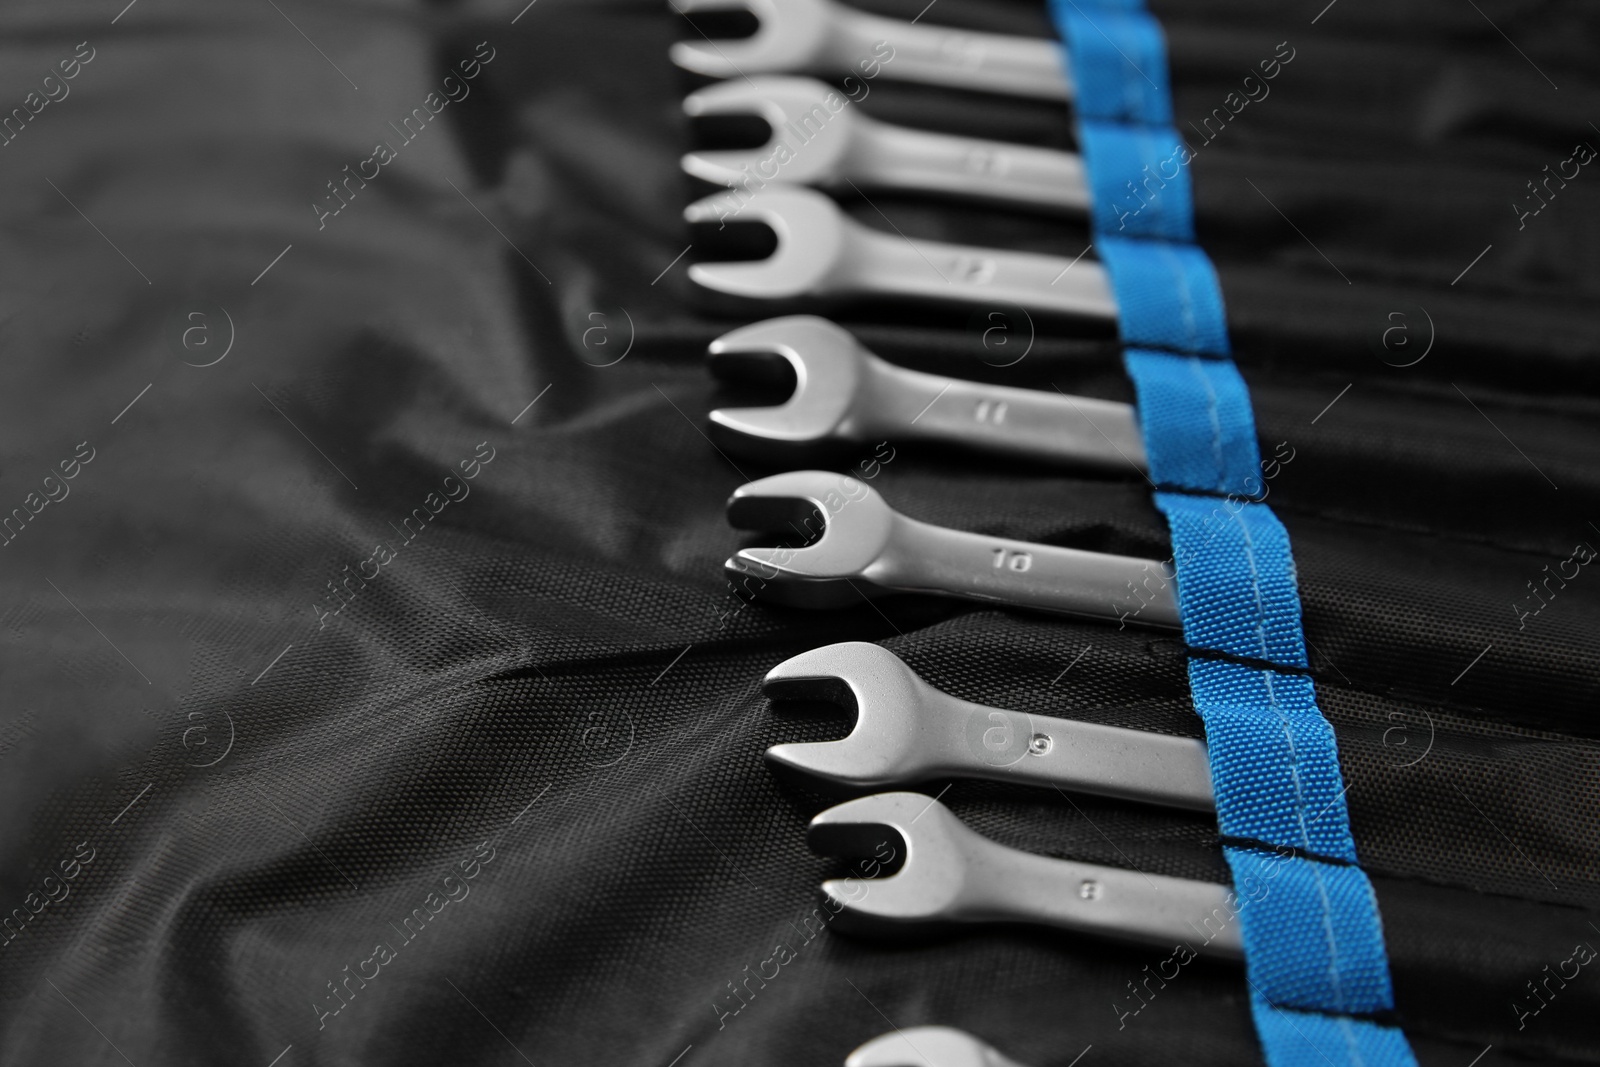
[848,1027,1030,1067]
[707,315,1145,469]
[724,470,1180,626]
[683,77,1089,213]
[810,791,1244,957]
[763,642,1213,810]
[685,185,1115,320]
[669,0,1072,101]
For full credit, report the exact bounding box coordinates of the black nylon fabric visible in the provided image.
[0,1,1596,1066]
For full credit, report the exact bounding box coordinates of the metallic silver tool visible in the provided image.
[683,77,1089,213]
[847,1027,1030,1067]
[669,0,1072,101]
[724,470,1180,626]
[810,791,1244,957]
[707,315,1145,469]
[685,185,1115,319]
[763,642,1213,810]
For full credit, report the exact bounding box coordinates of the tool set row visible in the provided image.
[668,0,1257,1059]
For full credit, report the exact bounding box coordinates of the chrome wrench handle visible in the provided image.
[857,360,1145,471]
[837,225,1116,321]
[946,695,1213,810]
[848,118,1090,212]
[967,838,1243,956]
[871,516,1180,626]
[830,7,1072,101]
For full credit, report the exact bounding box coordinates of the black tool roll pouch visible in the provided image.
[0,2,1594,1066]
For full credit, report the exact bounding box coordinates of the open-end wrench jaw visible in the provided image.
[683,76,1092,216]
[807,791,974,934]
[764,642,1217,807]
[847,1027,1025,1067]
[685,186,846,304]
[724,470,896,609]
[671,0,1071,100]
[689,185,1118,319]
[682,77,856,187]
[668,0,835,79]
[710,316,1152,473]
[707,316,870,462]
[763,641,943,792]
[814,794,1246,956]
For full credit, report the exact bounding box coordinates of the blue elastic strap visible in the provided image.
[1191,664,1356,860]
[1156,494,1411,1060]
[1079,121,1194,240]
[1251,995,1420,1067]
[1051,2,1415,1061]
[1157,499,1309,668]
[1225,849,1396,1013]
[1049,3,1172,124]
[1097,237,1231,355]
[1123,349,1260,495]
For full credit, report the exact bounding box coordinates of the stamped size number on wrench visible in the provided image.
[963,148,1013,177]
[992,548,1033,571]
[973,399,1008,424]
[952,255,998,285]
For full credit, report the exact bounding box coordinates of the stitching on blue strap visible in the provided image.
[1048,3,1172,124]
[1226,850,1397,1015]
[1156,496,1307,667]
[1079,121,1195,240]
[1097,237,1231,355]
[1124,350,1260,495]
[1192,664,1356,861]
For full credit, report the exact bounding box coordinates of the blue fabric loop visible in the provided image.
[1097,237,1231,356]
[1050,3,1173,124]
[1226,849,1397,1015]
[1190,663,1356,861]
[1124,349,1260,496]
[1152,493,1307,666]
[1249,993,1415,1067]
[1080,121,1195,240]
